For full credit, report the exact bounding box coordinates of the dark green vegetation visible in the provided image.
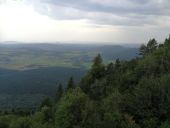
[0,43,138,110]
[0,67,85,110]
[0,36,170,127]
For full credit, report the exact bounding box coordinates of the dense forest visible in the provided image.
[0,35,170,128]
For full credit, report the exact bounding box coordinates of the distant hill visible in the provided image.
[0,43,138,70]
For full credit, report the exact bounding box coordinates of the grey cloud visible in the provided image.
[40,0,170,15]
[25,0,170,26]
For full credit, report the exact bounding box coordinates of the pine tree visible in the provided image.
[139,39,158,56]
[164,34,170,45]
[40,97,52,109]
[147,38,158,53]
[115,58,121,68]
[67,76,75,90]
[55,83,63,102]
[139,44,147,56]
[92,54,103,68]
[91,54,105,79]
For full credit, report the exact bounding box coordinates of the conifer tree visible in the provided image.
[91,54,105,79]
[55,83,63,102]
[164,34,170,45]
[67,76,75,90]
[115,58,121,68]
[139,44,147,56]
[139,38,158,56]
[147,38,158,53]
[40,97,52,109]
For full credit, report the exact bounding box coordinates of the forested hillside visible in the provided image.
[0,36,170,128]
[0,67,85,110]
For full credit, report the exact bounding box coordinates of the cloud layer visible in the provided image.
[26,0,170,26]
[0,0,170,43]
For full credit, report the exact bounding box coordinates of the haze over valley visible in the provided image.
[0,43,138,109]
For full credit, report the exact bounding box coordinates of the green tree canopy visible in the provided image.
[55,83,63,103]
[67,76,75,90]
[90,54,105,79]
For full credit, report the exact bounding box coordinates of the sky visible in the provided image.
[0,0,170,44]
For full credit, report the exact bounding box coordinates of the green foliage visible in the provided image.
[41,106,53,123]
[99,90,123,128]
[10,117,32,128]
[139,44,147,56]
[80,73,94,93]
[90,54,105,79]
[139,38,158,56]
[55,88,91,128]
[40,98,52,109]
[79,35,170,128]
[164,35,170,46]
[160,121,170,128]
[0,116,11,128]
[67,77,75,90]
[147,39,158,53]
[0,67,86,110]
[80,54,105,98]
[142,118,159,128]
[123,75,170,123]
[1,35,170,128]
[55,84,63,103]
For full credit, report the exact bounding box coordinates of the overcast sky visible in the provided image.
[0,0,170,44]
